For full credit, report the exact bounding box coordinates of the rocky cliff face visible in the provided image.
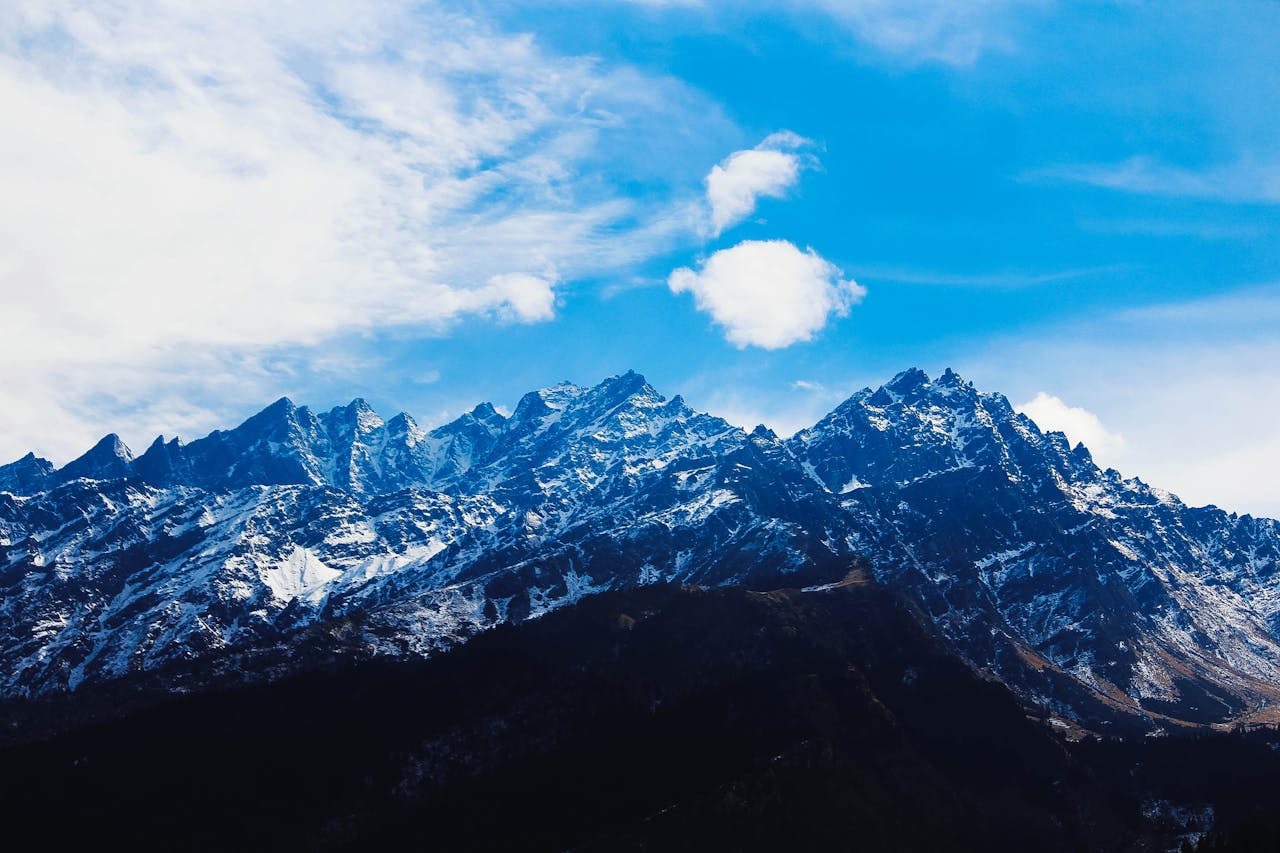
[789,368,1280,725]
[2,368,1278,728]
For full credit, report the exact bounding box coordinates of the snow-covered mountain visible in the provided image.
[790,368,1280,725]
[2,369,1278,728]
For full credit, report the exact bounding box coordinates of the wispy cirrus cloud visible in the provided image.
[0,1,724,463]
[1035,156,1280,205]
[554,0,1049,66]
[859,264,1132,289]
[785,0,1049,66]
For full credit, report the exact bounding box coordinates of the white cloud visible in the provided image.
[1016,392,1125,460]
[789,0,1045,66]
[481,274,559,323]
[668,240,865,349]
[586,1,1043,67]
[705,131,814,236]
[1038,156,1280,204]
[964,284,1280,518]
[859,264,1130,288]
[0,1,723,464]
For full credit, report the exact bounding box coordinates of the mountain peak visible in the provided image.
[88,433,133,461]
[541,381,584,407]
[885,367,930,392]
[468,401,505,423]
[4,365,1280,737]
[513,382,583,420]
[862,367,982,408]
[327,397,383,432]
[384,411,426,446]
[133,434,188,485]
[4,451,51,469]
[57,433,134,482]
[233,396,301,437]
[0,452,55,495]
[603,369,649,390]
[935,367,969,388]
[593,370,664,408]
[265,396,297,414]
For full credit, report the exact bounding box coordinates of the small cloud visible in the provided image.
[481,273,558,323]
[705,132,815,236]
[792,379,826,392]
[1033,156,1280,204]
[669,239,865,349]
[1016,392,1125,459]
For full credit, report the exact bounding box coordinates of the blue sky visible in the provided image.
[2,1,1278,516]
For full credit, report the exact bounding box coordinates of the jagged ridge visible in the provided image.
[1,368,1278,729]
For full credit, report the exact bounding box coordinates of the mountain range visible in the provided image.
[2,368,1278,731]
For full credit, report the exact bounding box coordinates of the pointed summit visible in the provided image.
[512,392,547,420]
[262,396,297,415]
[1070,442,1094,465]
[596,370,663,405]
[885,367,930,393]
[385,410,421,435]
[335,397,375,418]
[0,452,54,495]
[231,396,302,442]
[512,384,578,421]
[346,398,380,418]
[171,396,323,490]
[134,435,189,486]
[325,398,384,434]
[467,401,507,429]
[58,434,134,482]
[603,369,649,391]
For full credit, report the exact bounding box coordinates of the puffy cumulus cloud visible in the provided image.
[705,131,815,236]
[669,240,865,349]
[480,274,558,323]
[972,287,1280,518]
[1016,392,1126,461]
[0,1,720,464]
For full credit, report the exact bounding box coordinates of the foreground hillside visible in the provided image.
[4,580,1279,851]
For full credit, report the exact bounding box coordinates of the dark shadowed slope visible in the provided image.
[0,578,1144,851]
